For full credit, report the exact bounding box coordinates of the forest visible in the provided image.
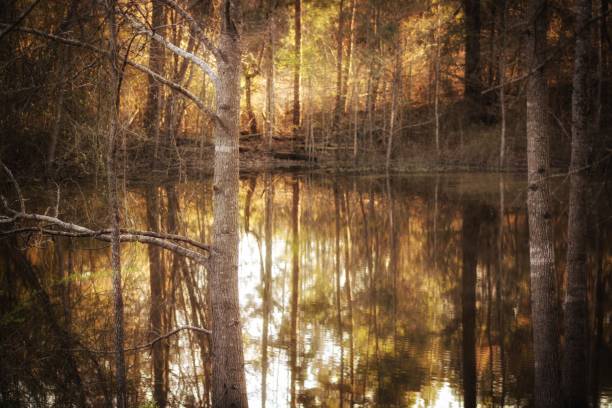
[0,0,610,407]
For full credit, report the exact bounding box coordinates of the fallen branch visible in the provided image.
[0,210,211,265]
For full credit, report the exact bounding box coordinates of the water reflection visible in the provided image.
[1,173,611,407]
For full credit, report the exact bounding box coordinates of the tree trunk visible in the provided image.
[498,0,507,168]
[386,47,401,171]
[434,5,441,160]
[144,0,165,162]
[462,203,480,408]
[525,2,562,407]
[463,0,482,120]
[342,0,356,113]
[209,0,248,405]
[594,0,608,132]
[265,1,275,149]
[145,185,166,408]
[245,74,257,134]
[105,2,128,406]
[293,0,301,133]
[261,173,273,408]
[562,0,591,405]
[334,0,345,126]
[290,177,299,408]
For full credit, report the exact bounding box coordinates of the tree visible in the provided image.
[463,0,482,120]
[105,1,128,405]
[293,0,301,133]
[142,3,167,406]
[207,0,249,404]
[562,0,591,405]
[524,1,562,407]
[461,203,481,408]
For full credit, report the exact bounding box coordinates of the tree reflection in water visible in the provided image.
[1,173,611,407]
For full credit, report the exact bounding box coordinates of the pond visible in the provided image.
[1,172,611,407]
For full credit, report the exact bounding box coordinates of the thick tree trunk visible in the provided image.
[463,0,482,120]
[562,0,591,405]
[462,203,480,408]
[293,0,301,132]
[209,1,248,405]
[525,2,562,407]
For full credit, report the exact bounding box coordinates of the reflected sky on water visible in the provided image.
[1,173,611,407]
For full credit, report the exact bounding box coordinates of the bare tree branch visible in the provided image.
[74,325,211,354]
[0,24,220,124]
[156,0,222,61]
[122,11,220,89]
[0,161,25,213]
[0,0,41,41]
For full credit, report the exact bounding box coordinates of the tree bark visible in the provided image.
[144,0,165,161]
[261,173,273,408]
[462,203,480,408]
[334,0,345,126]
[208,0,248,405]
[290,177,299,408]
[562,0,591,405]
[463,0,482,120]
[104,2,128,406]
[293,0,301,133]
[265,2,275,149]
[498,0,507,168]
[525,2,562,407]
[145,186,166,408]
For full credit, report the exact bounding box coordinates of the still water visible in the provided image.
[1,173,611,407]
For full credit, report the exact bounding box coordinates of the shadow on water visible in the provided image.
[1,173,612,406]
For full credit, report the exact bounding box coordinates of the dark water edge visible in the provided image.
[0,172,610,407]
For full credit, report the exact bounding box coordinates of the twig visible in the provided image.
[0,0,41,41]
[74,325,211,354]
[0,161,25,213]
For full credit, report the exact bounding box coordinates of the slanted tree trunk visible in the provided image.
[562,0,591,405]
[292,0,301,133]
[525,2,562,407]
[463,0,482,120]
[208,0,248,405]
